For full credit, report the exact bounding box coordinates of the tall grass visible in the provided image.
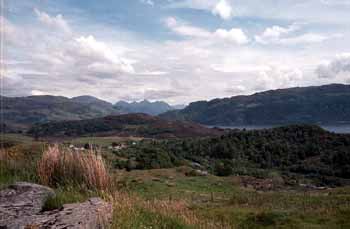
[111,191,229,229]
[37,145,110,191]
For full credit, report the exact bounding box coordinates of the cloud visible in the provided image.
[165,17,211,38]
[225,85,247,95]
[118,89,184,102]
[138,71,168,76]
[168,0,350,25]
[316,53,350,79]
[74,35,135,74]
[2,13,137,100]
[34,8,71,34]
[255,24,299,44]
[255,23,341,45]
[31,90,49,96]
[321,0,350,6]
[0,16,28,47]
[165,17,248,45]
[144,89,185,100]
[255,65,303,91]
[140,0,154,6]
[212,0,233,20]
[168,0,233,20]
[278,33,341,45]
[4,1,350,104]
[214,28,249,45]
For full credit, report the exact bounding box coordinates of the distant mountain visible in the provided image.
[1,95,120,131]
[160,84,350,126]
[172,104,187,110]
[71,95,118,114]
[28,113,224,139]
[71,95,109,104]
[115,100,175,115]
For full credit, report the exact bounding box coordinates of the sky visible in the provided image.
[1,0,350,105]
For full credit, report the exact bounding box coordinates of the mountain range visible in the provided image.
[160,84,350,126]
[2,84,350,131]
[115,100,184,115]
[0,95,184,131]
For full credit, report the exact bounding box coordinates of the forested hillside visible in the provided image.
[116,125,350,185]
[28,113,224,139]
[160,84,350,126]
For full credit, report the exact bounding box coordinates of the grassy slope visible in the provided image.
[117,168,350,229]
[67,136,144,147]
[1,134,350,228]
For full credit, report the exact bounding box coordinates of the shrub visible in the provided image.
[37,145,110,190]
[214,160,233,176]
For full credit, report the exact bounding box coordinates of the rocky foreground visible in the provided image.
[0,182,112,229]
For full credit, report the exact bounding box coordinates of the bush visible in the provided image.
[37,145,110,190]
[214,160,233,176]
[136,147,174,169]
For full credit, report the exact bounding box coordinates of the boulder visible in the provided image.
[0,182,112,229]
[0,182,55,224]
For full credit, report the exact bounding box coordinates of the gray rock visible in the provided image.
[0,183,112,229]
[0,182,56,224]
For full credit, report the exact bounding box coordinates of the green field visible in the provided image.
[66,136,144,147]
[0,133,34,145]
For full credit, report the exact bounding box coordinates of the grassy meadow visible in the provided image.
[1,133,350,228]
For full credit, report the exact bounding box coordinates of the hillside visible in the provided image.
[160,84,350,126]
[118,124,350,184]
[115,100,176,115]
[28,113,224,139]
[0,95,120,131]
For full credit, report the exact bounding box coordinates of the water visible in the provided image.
[209,125,350,134]
[321,126,350,134]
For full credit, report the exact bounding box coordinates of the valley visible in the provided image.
[1,84,350,228]
[1,128,350,228]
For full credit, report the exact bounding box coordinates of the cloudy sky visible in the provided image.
[1,0,350,104]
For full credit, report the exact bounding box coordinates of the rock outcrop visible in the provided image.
[0,182,112,229]
[0,182,55,224]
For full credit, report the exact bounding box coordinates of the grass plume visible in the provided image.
[37,145,110,190]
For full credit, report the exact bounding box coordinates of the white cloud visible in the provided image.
[321,0,350,6]
[168,0,233,20]
[212,0,233,20]
[31,90,48,96]
[165,17,177,27]
[140,0,154,6]
[138,71,169,76]
[0,16,27,47]
[74,35,135,74]
[165,17,248,45]
[279,33,342,45]
[4,1,350,104]
[168,0,350,25]
[255,65,303,90]
[165,17,211,38]
[255,24,299,44]
[255,23,341,45]
[34,8,71,34]
[316,53,350,79]
[225,85,247,94]
[214,28,249,45]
